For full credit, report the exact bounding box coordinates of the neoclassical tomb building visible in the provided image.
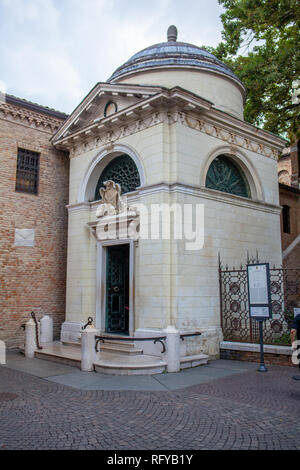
[52,26,285,358]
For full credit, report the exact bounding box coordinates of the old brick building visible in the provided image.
[0,95,69,348]
[278,140,300,268]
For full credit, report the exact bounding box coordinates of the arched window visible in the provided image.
[104,101,117,118]
[94,154,140,201]
[205,155,250,198]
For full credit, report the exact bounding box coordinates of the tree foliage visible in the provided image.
[208,0,300,142]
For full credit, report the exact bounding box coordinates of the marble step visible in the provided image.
[21,342,209,376]
[63,338,144,355]
[100,343,143,355]
[35,342,81,368]
[94,354,167,376]
[180,354,209,368]
[98,338,144,355]
[34,342,166,375]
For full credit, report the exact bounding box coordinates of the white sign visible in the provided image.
[14,229,35,247]
[247,264,269,305]
[250,306,270,318]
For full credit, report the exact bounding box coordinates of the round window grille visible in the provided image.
[206,155,250,198]
[95,154,140,201]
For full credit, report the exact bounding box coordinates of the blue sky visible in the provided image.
[0,0,224,114]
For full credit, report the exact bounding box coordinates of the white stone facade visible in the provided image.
[53,36,285,360]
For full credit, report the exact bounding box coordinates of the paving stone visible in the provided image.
[0,363,299,450]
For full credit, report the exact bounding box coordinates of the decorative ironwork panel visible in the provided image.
[220,263,300,345]
[95,154,140,201]
[206,155,250,198]
[15,148,39,194]
[220,268,253,343]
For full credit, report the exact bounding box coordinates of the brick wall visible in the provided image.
[279,184,300,271]
[0,102,69,348]
[220,348,293,367]
[283,241,300,269]
[278,155,292,185]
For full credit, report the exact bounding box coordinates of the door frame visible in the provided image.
[96,239,135,335]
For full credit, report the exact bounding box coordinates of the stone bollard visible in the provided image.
[40,315,53,344]
[25,318,37,358]
[164,325,180,373]
[81,325,100,372]
[0,340,6,365]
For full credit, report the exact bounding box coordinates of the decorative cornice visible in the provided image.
[67,182,281,216]
[179,112,281,159]
[64,108,282,161]
[53,85,285,160]
[5,94,68,120]
[51,82,165,143]
[0,102,64,133]
[139,182,282,215]
[67,109,169,158]
[66,202,91,213]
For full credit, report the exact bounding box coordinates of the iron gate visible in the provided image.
[219,255,300,345]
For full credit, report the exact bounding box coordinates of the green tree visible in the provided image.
[209,0,300,142]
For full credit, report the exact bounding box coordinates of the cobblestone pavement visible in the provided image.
[0,364,300,450]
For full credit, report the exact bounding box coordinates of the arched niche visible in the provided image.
[78,145,145,203]
[278,170,290,186]
[201,147,264,201]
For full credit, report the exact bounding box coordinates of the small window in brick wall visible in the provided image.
[282,205,291,234]
[15,148,40,194]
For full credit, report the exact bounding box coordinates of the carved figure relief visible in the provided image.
[96,180,128,217]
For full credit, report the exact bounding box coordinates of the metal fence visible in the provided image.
[219,254,300,345]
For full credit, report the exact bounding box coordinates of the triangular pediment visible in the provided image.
[52,82,163,143]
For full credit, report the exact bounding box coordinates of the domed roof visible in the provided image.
[108,25,244,90]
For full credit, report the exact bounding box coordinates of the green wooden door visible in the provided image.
[106,244,129,335]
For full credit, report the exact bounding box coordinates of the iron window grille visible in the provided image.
[94,154,140,201]
[205,155,250,198]
[15,148,40,194]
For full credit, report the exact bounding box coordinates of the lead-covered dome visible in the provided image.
[108,26,246,119]
[109,26,242,87]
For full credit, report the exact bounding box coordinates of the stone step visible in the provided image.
[180,354,209,369]
[34,342,166,375]
[98,338,143,355]
[63,338,144,355]
[35,342,81,368]
[93,355,167,376]
[22,342,209,376]
[99,343,143,355]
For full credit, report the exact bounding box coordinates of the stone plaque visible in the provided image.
[14,229,35,247]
